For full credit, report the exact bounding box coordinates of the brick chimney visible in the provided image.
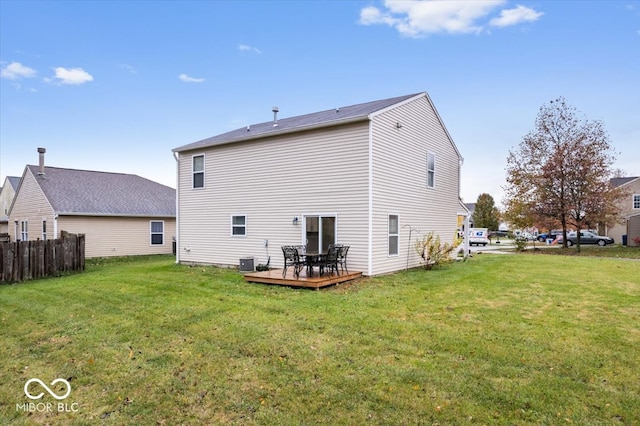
[37,147,46,175]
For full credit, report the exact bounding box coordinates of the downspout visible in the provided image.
[173,151,180,264]
[367,118,374,276]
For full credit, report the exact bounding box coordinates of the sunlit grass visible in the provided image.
[1,254,638,425]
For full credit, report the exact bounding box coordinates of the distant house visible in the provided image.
[464,203,476,228]
[607,176,640,246]
[172,92,468,276]
[8,148,176,258]
[0,176,21,236]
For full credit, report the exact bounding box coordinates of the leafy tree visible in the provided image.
[472,193,500,230]
[504,97,626,251]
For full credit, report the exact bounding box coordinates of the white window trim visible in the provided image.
[42,219,47,241]
[427,151,436,189]
[192,154,205,189]
[150,220,165,245]
[633,194,640,210]
[388,213,399,257]
[21,220,28,241]
[231,214,247,237]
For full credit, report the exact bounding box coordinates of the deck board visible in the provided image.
[244,268,362,289]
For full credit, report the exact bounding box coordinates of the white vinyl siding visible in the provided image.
[193,155,204,189]
[7,169,56,242]
[231,215,247,236]
[57,216,176,258]
[150,220,164,245]
[176,122,370,271]
[370,95,461,275]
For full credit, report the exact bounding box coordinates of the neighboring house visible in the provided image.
[0,176,21,235]
[607,176,640,246]
[9,149,176,258]
[173,92,468,276]
[464,203,476,228]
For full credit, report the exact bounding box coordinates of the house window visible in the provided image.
[193,155,204,189]
[634,194,640,209]
[42,220,47,240]
[21,220,28,241]
[150,221,164,245]
[231,215,246,236]
[388,214,399,256]
[427,152,435,188]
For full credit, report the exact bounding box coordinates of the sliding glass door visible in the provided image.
[304,215,336,254]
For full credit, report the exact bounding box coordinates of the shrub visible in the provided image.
[514,236,529,252]
[414,232,461,270]
[633,236,640,247]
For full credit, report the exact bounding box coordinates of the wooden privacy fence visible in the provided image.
[0,234,85,283]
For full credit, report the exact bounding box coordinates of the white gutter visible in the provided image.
[173,151,180,264]
[367,118,374,276]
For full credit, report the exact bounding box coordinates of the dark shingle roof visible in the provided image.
[173,93,423,152]
[7,176,21,189]
[610,176,639,188]
[27,166,175,217]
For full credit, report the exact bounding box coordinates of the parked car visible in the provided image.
[537,230,563,242]
[560,231,614,247]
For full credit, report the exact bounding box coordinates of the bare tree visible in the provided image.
[504,98,626,251]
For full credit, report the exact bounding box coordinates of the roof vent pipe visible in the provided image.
[37,147,46,175]
[272,106,279,127]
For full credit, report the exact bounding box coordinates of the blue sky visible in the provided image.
[1,0,639,204]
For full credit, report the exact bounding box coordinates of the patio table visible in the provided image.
[304,252,327,277]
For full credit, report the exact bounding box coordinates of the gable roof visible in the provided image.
[173,93,424,153]
[610,176,640,188]
[6,176,21,190]
[24,166,175,217]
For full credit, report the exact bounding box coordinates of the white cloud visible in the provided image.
[1,62,37,80]
[489,5,543,27]
[120,63,138,74]
[238,44,262,54]
[178,73,205,83]
[46,67,94,85]
[359,0,541,37]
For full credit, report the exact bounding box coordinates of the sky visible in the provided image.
[1,0,639,205]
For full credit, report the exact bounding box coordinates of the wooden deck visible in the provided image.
[244,268,362,289]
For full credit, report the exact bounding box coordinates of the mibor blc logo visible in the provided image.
[17,378,79,413]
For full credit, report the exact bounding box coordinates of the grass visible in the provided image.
[1,254,639,425]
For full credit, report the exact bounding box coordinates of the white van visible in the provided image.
[468,228,489,246]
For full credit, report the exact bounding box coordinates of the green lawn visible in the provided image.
[1,254,639,425]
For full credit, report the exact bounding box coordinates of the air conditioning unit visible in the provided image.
[239,257,255,272]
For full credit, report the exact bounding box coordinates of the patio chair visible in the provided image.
[282,246,304,278]
[324,245,340,276]
[337,245,349,274]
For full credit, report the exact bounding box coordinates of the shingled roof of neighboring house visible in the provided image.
[174,92,424,152]
[26,165,176,217]
[610,176,639,187]
[6,176,21,190]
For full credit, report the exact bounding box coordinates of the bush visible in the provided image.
[414,232,461,270]
[514,236,529,252]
